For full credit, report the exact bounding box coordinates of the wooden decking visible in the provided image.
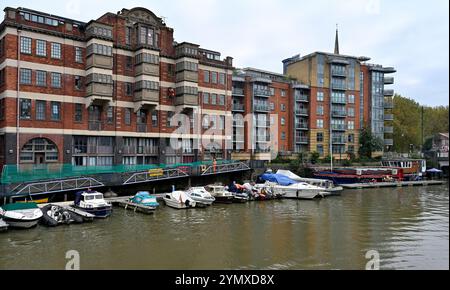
[341,180,445,189]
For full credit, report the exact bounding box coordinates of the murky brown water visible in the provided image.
[0,183,448,270]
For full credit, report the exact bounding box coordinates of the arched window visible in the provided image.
[20,138,59,164]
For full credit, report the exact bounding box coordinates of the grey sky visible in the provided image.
[2,0,449,106]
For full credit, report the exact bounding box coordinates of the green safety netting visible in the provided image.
[1,160,237,184]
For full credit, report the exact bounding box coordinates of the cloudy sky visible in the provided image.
[2,0,449,106]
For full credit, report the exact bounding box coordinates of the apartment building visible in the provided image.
[0,7,234,168]
[283,30,396,159]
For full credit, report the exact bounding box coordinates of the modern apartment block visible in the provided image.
[283,30,396,159]
[0,7,234,168]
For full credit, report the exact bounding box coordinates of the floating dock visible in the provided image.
[341,180,445,189]
[116,201,157,215]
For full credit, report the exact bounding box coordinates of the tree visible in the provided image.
[309,152,320,164]
[359,127,384,159]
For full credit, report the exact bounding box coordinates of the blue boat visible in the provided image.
[72,190,112,218]
[129,192,160,208]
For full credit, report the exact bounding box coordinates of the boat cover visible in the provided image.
[1,202,38,211]
[260,173,297,186]
[276,170,303,181]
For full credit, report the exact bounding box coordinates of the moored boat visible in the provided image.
[72,190,112,218]
[0,202,43,229]
[186,187,215,207]
[40,204,84,227]
[163,191,197,209]
[260,173,327,200]
[118,191,159,214]
[205,185,234,204]
[276,170,343,195]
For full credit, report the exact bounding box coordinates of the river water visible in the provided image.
[0,183,448,270]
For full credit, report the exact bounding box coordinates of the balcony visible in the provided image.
[123,146,159,155]
[384,101,394,109]
[87,145,113,154]
[88,121,103,131]
[384,114,394,121]
[86,54,113,70]
[296,136,309,144]
[136,123,148,133]
[256,120,270,128]
[331,84,347,91]
[384,89,395,97]
[295,94,309,102]
[134,89,159,103]
[255,136,270,143]
[253,89,271,98]
[384,139,394,146]
[384,77,394,85]
[332,124,347,131]
[384,126,394,134]
[331,69,347,78]
[232,103,245,112]
[86,83,113,97]
[135,63,160,77]
[176,71,199,83]
[295,108,308,116]
[295,123,309,130]
[253,104,270,112]
[332,110,347,118]
[175,94,199,106]
[232,88,245,96]
[331,98,347,104]
[332,137,347,144]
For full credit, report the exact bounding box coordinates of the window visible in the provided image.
[87,44,112,56]
[126,27,132,45]
[348,107,355,117]
[211,72,218,84]
[317,144,324,156]
[281,89,286,97]
[19,99,32,119]
[167,111,174,127]
[203,93,209,104]
[204,71,210,83]
[51,43,61,59]
[75,103,83,122]
[317,132,324,142]
[107,107,114,124]
[152,110,158,127]
[20,37,32,54]
[0,38,4,57]
[86,73,113,84]
[74,76,83,90]
[51,102,61,120]
[124,108,132,125]
[211,94,217,105]
[281,117,286,126]
[317,91,324,102]
[35,100,46,120]
[270,88,275,96]
[348,121,355,130]
[51,72,62,88]
[20,69,32,85]
[317,105,324,116]
[90,26,112,38]
[219,94,225,106]
[219,73,225,85]
[348,134,355,143]
[280,104,286,112]
[0,69,4,86]
[75,47,83,63]
[281,132,286,140]
[126,56,133,70]
[317,119,324,129]
[348,94,355,104]
[36,40,46,56]
[0,99,5,120]
[135,53,159,64]
[135,81,159,91]
[125,83,133,96]
[176,61,198,72]
[348,145,355,153]
[36,71,47,87]
[139,26,154,46]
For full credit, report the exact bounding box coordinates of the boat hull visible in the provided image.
[163,198,196,209]
[71,205,112,218]
[213,196,234,204]
[273,187,325,200]
[2,217,41,229]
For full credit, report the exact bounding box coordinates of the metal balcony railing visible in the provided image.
[232,103,245,111]
[232,88,245,96]
[88,121,103,131]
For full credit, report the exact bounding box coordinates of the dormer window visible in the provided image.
[139,26,154,46]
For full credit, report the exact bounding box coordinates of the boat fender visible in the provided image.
[70,212,84,224]
[296,191,299,199]
[185,200,190,207]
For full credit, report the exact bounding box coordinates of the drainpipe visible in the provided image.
[16,29,22,167]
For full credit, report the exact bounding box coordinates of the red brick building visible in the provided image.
[0,7,234,168]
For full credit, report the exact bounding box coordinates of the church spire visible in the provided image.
[334,24,340,55]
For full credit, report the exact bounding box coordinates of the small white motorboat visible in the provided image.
[0,202,43,229]
[186,187,215,207]
[269,182,328,200]
[205,185,234,204]
[276,170,344,195]
[163,191,197,209]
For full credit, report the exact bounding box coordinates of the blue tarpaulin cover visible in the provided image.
[260,173,297,186]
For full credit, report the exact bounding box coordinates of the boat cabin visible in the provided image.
[381,159,427,175]
[74,191,105,205]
